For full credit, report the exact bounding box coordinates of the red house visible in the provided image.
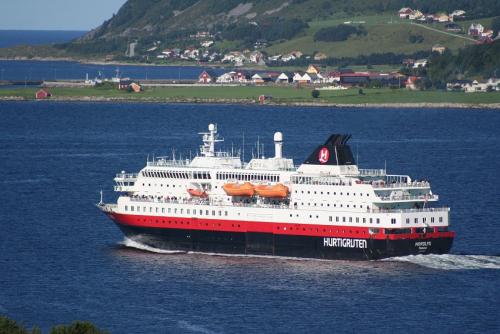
[198,70,217,84]
[35,89,51,99]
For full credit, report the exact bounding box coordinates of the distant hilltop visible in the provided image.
[1,0,499,66]
[53,0,499,61]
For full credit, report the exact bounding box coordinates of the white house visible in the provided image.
[293,72,312,84]
[464,79,500,92]
[276,72,291,83]
[468,23,485,36]
[413,59,428,68]
[201,40,214,48]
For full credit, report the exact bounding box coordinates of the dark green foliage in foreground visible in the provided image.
[311,89,320,98]
[49,321,107,334]
[314,25,367,42]
[0,316,40,334]
[0,316,106,334]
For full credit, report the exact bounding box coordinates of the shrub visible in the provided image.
[311,89,320,98]
[314,24,366,42]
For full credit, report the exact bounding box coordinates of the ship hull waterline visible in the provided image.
[108,214,454,261]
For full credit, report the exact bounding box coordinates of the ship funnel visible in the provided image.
[274,132,283,159]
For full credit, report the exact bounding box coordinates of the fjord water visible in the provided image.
[0,60,222,81]
[0,102,499,333]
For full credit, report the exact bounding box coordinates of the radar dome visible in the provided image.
[208,124,215,131]
[274,132,283,142]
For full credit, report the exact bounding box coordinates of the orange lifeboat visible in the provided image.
[254,183,289,198]
[187,188,208,198]
[223,182,255,196]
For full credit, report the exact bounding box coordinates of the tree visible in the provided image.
[50,321,107,334]
[492,17,500,37]
[311,89,320,98]
[358,88,364,95]
[0,316,41,334]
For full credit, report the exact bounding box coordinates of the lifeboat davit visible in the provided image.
[254,183,289,198]
[223,182,255,196]
[187,188,208,197]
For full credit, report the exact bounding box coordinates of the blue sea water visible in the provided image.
[0,59,222,82]
[0,102,499,333]
[0,30,86,48]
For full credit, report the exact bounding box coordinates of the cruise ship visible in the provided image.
[98,124,454,260]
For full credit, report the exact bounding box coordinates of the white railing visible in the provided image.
[369,207,448,214]
[147,159,191,167]
[358,169,386,176]
[115,173,138,179]
[127,196,289,210]
[371,181,430,189]
[375,194,438,202]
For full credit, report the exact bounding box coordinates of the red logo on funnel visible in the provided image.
[318,147,330,164]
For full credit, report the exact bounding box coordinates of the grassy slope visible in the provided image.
[2,86,499,104]
[265,15,499,58]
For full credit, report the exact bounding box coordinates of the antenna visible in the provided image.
[356,144,359,165]
[384,160,387,174]
[242,133,245,162]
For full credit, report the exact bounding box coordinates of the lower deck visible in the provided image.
[107,211,454,260]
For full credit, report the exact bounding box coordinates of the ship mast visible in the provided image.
[199,123,223,157]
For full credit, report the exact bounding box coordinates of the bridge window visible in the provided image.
[376,218,380,224]
[414,218,418,224]
[125,205,128,211]
[329,216,332,222]
[439,217,443,222]
[431,217,435,223]
[391,218,396,224]
[406,218,409,224]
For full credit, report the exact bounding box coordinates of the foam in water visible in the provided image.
[121,238,500,270]
[121,238,186,254]
[385,254,500,270]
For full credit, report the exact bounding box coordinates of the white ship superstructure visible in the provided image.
[100,124,454,259]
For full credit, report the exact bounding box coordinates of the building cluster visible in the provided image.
[398,8,466,23]
[398,8,497,43]
[446,78,500,93]
[198,64,405,88]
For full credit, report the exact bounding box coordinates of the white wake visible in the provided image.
[385,254,500,270]
[120,238,500,270]
[121,238,186,254]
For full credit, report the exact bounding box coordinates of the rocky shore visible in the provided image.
[1,95,499,109]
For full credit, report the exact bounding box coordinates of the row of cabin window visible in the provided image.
[296,202,368,209]
[405,217,443,224]
[216,172,279,182]
[142,170,211,179]
[328,216,381,224]
[125,205,228,217]
[291,177,351,186]
[117,181,134,186]
[295,190,370,197]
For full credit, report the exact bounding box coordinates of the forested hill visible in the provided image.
[85,0,499,40]
[62,0,499,54]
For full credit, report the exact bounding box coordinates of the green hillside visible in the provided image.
[1,0,499,63]
[266,15,499,58]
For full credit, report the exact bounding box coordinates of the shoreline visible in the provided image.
[1,96,499,109]
[0,56,258,69]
